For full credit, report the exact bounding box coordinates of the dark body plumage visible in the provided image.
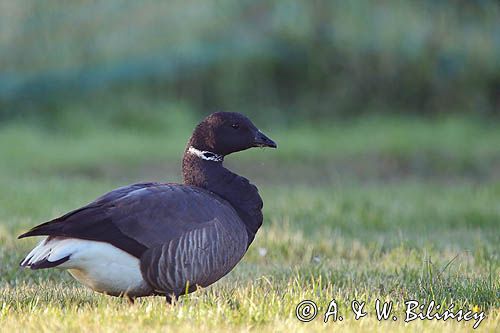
[19,112,276,301]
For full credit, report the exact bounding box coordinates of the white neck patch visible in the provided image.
[187,146,224,162]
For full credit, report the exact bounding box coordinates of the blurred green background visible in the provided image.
[1,0,499,124]
[1,0,500,206]
[1,2,499,331]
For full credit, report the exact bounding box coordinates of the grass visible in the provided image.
[0,114,499,332]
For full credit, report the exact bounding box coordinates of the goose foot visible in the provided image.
[166,294,176,305]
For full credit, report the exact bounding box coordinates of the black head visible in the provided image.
[188,112,277,156]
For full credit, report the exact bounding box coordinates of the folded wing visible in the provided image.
[18,183,244,259]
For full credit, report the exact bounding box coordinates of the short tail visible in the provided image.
[20,237,71,270]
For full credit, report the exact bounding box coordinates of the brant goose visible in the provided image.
[19,112,276,302]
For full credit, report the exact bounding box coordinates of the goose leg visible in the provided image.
[166,294,176,305]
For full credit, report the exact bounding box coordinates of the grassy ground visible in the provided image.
[0,114,499,332]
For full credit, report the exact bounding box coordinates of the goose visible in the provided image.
[18,112,277,302]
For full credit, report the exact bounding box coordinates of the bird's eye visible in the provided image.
[231,123,239,129]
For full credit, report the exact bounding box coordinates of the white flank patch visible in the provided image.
[21,237,151,297]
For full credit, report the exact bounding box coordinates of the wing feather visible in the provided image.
[18,183,242,259]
